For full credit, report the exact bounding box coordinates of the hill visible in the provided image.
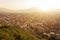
[0,24,39,40]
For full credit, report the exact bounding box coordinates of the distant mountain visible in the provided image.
[0,8,17,13]
[0,8,60,13]
[0,8,42,13]
[0,8,12,12]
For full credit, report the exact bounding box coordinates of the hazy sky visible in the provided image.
[0,0,60,10]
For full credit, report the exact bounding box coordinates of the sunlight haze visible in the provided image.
[0,0,60,10]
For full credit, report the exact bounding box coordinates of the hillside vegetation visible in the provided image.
[0,24,39,40]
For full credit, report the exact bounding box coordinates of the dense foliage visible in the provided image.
[0,24,39,40]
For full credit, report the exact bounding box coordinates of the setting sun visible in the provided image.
[22,0,50,11]
[39,6,49,11]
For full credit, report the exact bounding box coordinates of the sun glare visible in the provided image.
[0,0,60,10]
[40,7,49,11]
[22,0,50,11]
